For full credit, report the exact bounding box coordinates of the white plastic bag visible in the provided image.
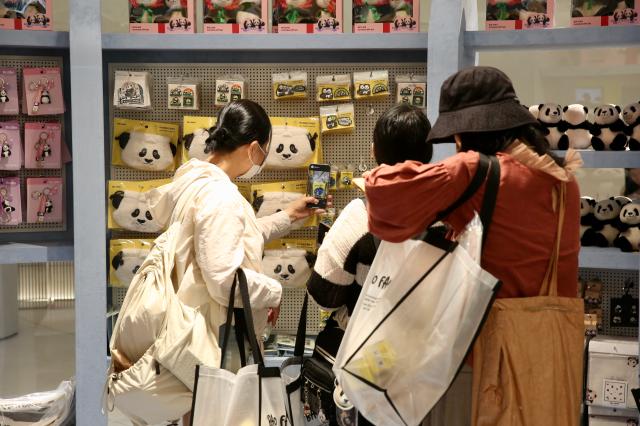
[0,379,75,426]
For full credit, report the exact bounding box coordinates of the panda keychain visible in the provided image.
[29,79,45,113]
[0,78,9,103]
[40,79,52,105]
[35,131,52,165]
[0,186,15,224]
[0,133,11,159]
[32,188,53,222]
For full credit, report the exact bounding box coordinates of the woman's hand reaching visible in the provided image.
[285,195,333,222]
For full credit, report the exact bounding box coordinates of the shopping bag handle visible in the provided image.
[293,292,309,358]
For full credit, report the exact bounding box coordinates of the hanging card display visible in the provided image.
[0,121,22,171]
[112,119,179,172]
[316,74,351,102]
[486,0,555,30]
[0,0,52,31]
[320,103,355,134]
[215,76,246,106]
[129,0,195,33]
[571,0,638,26]
[26,177,62,224]
[113,71,153,110]
[0,68,19,115]
[353,70,389,100]
[396,74,426,108]
[167,77,200,110]
[22,67,65,116]
[0,177,21,226]
[272,71,308,100]
[24,122,62,169]
[273,0,342,33]
[352,0,419,33]
[203,0,267,33]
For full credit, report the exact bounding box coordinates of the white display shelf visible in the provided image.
[554,150,640,168]
[465,26,640,51]
[101,33,428,51]
[579,247,638,270]
[0,30,69,49]
[0,242,73,264]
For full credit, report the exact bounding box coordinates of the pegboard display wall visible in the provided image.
[108,62,426,335]
[0,55,67,234]
[580,268,638,338]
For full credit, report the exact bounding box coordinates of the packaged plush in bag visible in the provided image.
[317,74,351,103]
[0,380,75,426]
[215,76,246,106]
[108,179,171,232]
[0,68,19,115]
[0,121,22,171]
[167,77,200,110]
[24,122,62,169]
[0,177,22,226]
[267,117,321,169]
[320,103,355,135]
[396,74,426,108]
[129,0,195,33]
[0,0,52,30]
[273,0,343,33]
[248,180,317,228]
[203,0,267,33]
[22,67,64,116]
[353,71,389,100]
[113,71,153,110]
[109,239,154,287]
[486,0,555,30]
[571,0,638,27]
[352,0,419,33]
[26,177,63,224]
[273,71,308,100]
[112,119,179,171]
[182,116,217,163]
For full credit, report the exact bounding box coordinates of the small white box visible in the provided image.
[588,406,638,426]
[587,336,639,411]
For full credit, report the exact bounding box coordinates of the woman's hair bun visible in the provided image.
[204,126,230,154]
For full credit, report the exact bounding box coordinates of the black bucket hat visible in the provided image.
[428,66,537,143]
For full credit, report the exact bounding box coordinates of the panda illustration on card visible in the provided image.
[623,101,640,151]
[117,131,177,171]
[590,104,628,151]
[183,128,212,161]
[110,190,163,233]
[266,125,318,169]
[537,103,569,150]
[262,249,314,288]
[112,248,150,286]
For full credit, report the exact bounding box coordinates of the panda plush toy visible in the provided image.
[562,104,592,150]
[528,104,540,119]
[110,190,163,233]
[580,196,597,240]
[582,196,631,247]
[266,125,318,169]
[111,248,150,286]
[537,103,569,150]
[622,101,640,151]
[590,104,628,151]
[183,128,212,161]
[262,248,314,288]
[117,131,177,171]
[614,201,640,252]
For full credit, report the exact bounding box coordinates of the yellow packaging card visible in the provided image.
[267,117,322,169]
[112,119,180,171]
[181,116,217,164]
[107,179,171,230]
[109,239,154,287]
[316,74,352,102]
[329,171,338,190]
[354,71,390,100]
[321,104,355,135]
[338,171,354,189]
[273,71,307,100]
[250,180,317,227]
[264,238,317,253]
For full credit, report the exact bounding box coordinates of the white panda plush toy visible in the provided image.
[537,103,569,150]
[111,248,150,286]
[266,125,318,169]
[615,201,640,252]
[582,196,630,247]
[580,196,597,240]
[590,104,628,151]
[110,190,163,233]
[622,101,640,151]
[117,131,177,171]
[183,128,211,161]
[528,105,540,119]
[562,104,592,150]
[262,248,313,288]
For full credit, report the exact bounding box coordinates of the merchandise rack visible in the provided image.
[0,1,637,423]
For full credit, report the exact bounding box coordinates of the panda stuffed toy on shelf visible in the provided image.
[182,128,212,161]
[537,103,569,150]
[528,104,540,119]
[623,101,640,151]
[590,104,628,151]
[563,104,592,150]
[117,131,177,171]
[580,196,597,240]
[110,190,163,233]
[111,248,150,287]
[582,196,631,247]
[266,125,318,169]
[614,201,640,252]
[262,248,314,289]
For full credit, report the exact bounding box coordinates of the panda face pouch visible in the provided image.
[109,239,154,287]
[22,67,65,116]
[0,121,22,171]
[262,248,314,288]
[26,177,62,224]
[107,179,171,232]
[24,122,62,169]
[267,117,322,169]
[0,177,22,226]
[112,119,179,171]
[182,115,217,163]
[0,68,19,115]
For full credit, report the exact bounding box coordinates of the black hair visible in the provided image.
[457,124,564,166]
[205,100,271,154]
[373,104,432,165]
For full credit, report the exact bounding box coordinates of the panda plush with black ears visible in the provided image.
[623,101,640,151]
[563,104,592,150]
[582,196,631,247]
[537,103,569,150]
[590,104,628,151]
[182,128,212,161]
[117,131,177,171]
[580,196,597,240]
[614,201,640,252]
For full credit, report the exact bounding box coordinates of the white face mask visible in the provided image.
[237,141,269,180]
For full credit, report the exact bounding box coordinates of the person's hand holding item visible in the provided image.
[285,195,333,222]
[268,304,281,326]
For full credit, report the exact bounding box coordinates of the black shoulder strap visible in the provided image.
[219,276,237,369]
[293,292,309,357]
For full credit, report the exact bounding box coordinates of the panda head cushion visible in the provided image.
[262,249,314,288]
[183,128,211,161]
[266,125,318,168]
[110,190,163,233]
[252,190,304,218]
[594,197,626,222]
[117,131,177,171]
[537,103,563,125]
[620,202,640,226]
[112,248,150,286]
[593,104,622,127]
[623,101,640,127]
[581,196,596,217]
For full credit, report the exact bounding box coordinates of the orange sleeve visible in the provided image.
[364,152,480,242]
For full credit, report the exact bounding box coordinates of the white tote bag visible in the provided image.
[191,269,289,426]
[333,155,502,426]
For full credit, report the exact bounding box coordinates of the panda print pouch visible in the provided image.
[262,248,314,289]
[0,68,19,115]
[24,121,61,169]
[22,67,65,116]
[112,119,179,171]
[109,239,154,287]
[0,177,22,226]
[320,103,355,135]
[113,71,152,110]
[0,121,22,171]
[26,177,62,224]
[107,179,171,232]
[181,115,216,163]
[273,71,308,100]
[267,117,321,169]
[353,70,389,100]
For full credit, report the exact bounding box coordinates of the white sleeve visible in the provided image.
[193,197,282,310]
[256,210,292,243]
